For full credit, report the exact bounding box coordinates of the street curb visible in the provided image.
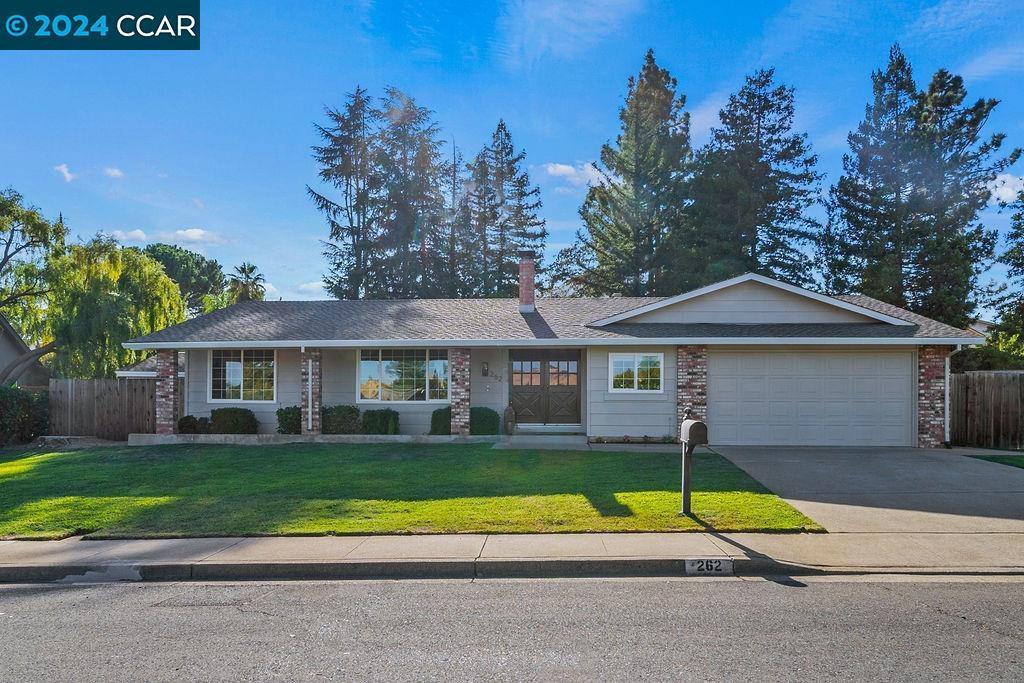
[1,558,1022,583]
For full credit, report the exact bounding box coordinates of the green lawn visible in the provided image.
[968,453,1024,470]
[0,443,820,539]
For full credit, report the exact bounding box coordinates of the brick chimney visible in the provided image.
[518,250,536,313]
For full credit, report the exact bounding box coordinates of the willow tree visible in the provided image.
[46,239,185,378]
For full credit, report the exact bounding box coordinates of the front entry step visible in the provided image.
[514,424,586,436]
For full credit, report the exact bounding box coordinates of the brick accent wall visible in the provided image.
[918,345,948,448]
[154,349,180,435]
[676,345,708,439]
[301,348,322,435]
[449,348,471,436]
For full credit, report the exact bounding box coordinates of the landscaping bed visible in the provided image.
[0,443,820,538]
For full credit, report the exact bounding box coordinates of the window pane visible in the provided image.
[211,350,242,400]
[242,350,275,401]
[611,357,635,390]
[428,350,448,400]
[381,349,426,401]
[359,350,381,400]
[637,355,661,391]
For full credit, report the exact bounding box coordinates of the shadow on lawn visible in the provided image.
[0,443,768,535]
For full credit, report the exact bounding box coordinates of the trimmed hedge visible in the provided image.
[210,407,259,434]
[0,385,48,445]
[429,406,451,435]
[362,408,399,435]
[178,415,211,434]
[430,406,501,435]
[276,406,301,434]
[322,404,360,434]
[470,407,501,435]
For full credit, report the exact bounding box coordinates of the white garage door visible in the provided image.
[708,350,915,446]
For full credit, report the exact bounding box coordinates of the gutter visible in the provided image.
[122,336,984,351]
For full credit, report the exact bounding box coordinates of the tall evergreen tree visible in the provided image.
[142,243,225,317]
[434,141,475,298]
[825,45,922,303]
[463,149,499,296]
[994,191,1024,349]
[310,87,381,299]
[822,45,1020,326]
[689,68,822,286]
[482,120,547,297]
[907,69,1020,327]
[555,49,691,296]
[375,88,448,298]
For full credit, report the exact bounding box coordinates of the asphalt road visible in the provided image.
[1,577,1022,681]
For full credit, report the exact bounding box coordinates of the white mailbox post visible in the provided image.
[678,408,708,515]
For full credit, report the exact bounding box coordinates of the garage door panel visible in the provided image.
[708,350,914,446]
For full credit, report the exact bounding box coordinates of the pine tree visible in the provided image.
[996,192,1024,352]
[823,45,1021,326]
[434,141,476,298]
[555,49,691,296]
[826,45,922,305]
[906,69,1020,327]
[309,87,381,299]
[463,150,499,296]
[485,120,547,297]
[374,88,448,298]
[689,69,822,286]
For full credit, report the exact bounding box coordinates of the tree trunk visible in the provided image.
[0,341,56,384]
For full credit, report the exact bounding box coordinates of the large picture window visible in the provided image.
[210,349,276,401]
[608,352,663,393]
[359,349,449,402]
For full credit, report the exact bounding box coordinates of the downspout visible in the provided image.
[945,345,964,446]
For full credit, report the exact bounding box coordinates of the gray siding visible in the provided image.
[585,345,676,439]
[470,347,508,415]
[185,349,301,434]
[630,280,872,324]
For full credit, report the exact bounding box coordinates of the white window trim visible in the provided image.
[607,352,665,394]
[355,348,452,404]
[207,349,278,404]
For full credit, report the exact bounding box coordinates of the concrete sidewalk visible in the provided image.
[1,530,1022,582]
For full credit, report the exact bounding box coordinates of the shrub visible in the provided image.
[322,404,360,434]
[177,415,211,434]
[0,386,48,444]
[276,406,301,434]
[209,407,259,434]
[469,407,500,435]
[362,408,399,435]
[429,406,451,435]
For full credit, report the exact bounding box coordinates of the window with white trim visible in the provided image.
[359,349,449,402]
[608,352,663,392]
[210,349,276,401]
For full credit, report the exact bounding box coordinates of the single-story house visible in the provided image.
[123,254,982,447]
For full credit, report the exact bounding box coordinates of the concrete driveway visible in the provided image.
[714,446,1024,533]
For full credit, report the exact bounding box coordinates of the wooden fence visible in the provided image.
[48,378,158,441]
[950,372,1024,449]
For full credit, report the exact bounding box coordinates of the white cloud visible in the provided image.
[909,0,1013,43]
[296,281,326,295]
[495,0,643,69]
[191,198,205,210]
[958,43,1024,81]
[103,167,125,179]
[543,161,602,188]
[53,163,76,183]
[159,228,227,245]
[689,90,730,144]
[988,173,1024,204]
[264,282,280,298]
[107,229,148,242]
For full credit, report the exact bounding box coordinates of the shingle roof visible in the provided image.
[834,295,983,339]
[125,292,980,347]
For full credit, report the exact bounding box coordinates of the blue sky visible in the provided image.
[2,0,1022,301]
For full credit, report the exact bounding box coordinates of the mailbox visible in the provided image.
[679,418,708,446]
[678,408,707,515]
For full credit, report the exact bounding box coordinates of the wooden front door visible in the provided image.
[509,350,581,424]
